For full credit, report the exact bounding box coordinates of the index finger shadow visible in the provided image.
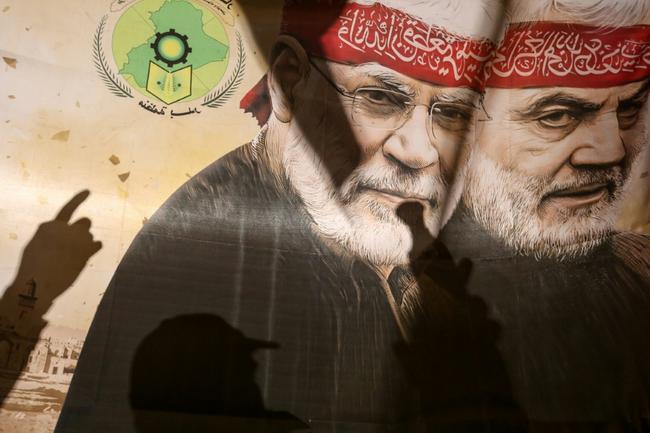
[55,190,91,223]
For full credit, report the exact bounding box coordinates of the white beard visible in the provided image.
[278,120,453,267]
[463,148,641,260]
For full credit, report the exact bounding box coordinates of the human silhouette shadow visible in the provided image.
[129,314,310,433]
[0,190,101,407]
[393,202,529,433]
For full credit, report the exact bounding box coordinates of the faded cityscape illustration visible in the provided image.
[0,320,85,433]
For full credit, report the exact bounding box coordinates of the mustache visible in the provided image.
[342,169,446,209]
[540,166,626,199]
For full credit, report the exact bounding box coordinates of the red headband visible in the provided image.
[487,22,650,88]
[281,1,495,91]
[241,1,495,124]
[241,1,650,125]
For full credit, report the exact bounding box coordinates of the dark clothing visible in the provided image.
[56,144,411,433]
[437,207,650,430]
[56,141,650,432]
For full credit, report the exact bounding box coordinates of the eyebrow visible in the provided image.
[435,90,478,107]
[512,79,650,121]
[354,64,478,107]
[365,71,416,97]
[512,93,604,120]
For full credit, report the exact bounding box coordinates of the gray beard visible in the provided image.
[462,149,633,260]
[278,121,450,267]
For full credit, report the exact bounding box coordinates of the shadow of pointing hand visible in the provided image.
[394,202,474,321]
[0,190,101,407]
[392,202,526,431]
[5,190,102,317]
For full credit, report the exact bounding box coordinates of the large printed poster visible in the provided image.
[1,1,649,432]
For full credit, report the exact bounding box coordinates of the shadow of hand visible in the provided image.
[7,190,102,316]
[392,203,525,430]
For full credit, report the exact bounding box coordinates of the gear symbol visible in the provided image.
[150,28,192,68]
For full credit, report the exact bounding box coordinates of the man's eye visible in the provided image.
[431,103,471,131]
[433,104,470,121]
[536,111,578,129]
[357,89,405,106]
[617,102,643,130]
[365,90,391,104]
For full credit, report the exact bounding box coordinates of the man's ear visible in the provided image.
[267,35,310,123]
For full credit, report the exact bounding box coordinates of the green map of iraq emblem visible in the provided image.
[93,0,244,116]
[147,28,193,104]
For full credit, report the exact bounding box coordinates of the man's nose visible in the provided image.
[382,106,439,170]
[570,112,626,168]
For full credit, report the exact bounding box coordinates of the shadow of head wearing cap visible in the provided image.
[130,314,288,420]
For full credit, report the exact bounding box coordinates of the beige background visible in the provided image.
[0,0,284,333]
